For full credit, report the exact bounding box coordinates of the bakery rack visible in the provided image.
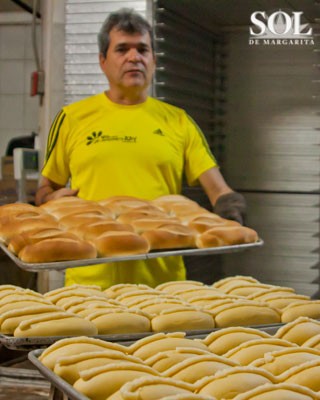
[0,240,264,272]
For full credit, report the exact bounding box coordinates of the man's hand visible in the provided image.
[214,192,247,225]
[35,176,79,205]
[44,188,79,202]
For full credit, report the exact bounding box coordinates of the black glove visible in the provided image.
[214,192,247,225]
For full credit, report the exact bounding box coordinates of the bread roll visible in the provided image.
[117,207,167,224]
[156,280,204,293]
[86,308,152,334]
[73,362,159,400]
[8,229,79,255]
[213,275,260,290]
[58,213,110,229]
[135,298,186,315]
[145,347,211,373]
[0,202,44,218]
[130,332,209,361]
[247,286,297,301]
[251,347,320,376]
[94,231,149,257]
[116,289,172,306]
[102,198,152,216]
[0,287,44,300]
[44,284,102,298]
[195,366,276,399]
[231,383,319,400]
[223,338,297,366]
[54,350,144,385]
[163,354,238,383]
[196,226,259,248]
[202,326,271,355]
[151,307,215,333]
[117,376,195,400]
[39,196,89,212]
[211,301,282,328]
[221,283,274,297]
[49,203,109,219]
[257,295,310,310]
[19,238,97,263]
[39,336,128,370]
[14,311,98,337]
[142,225,196,250]
[104,283,152,299]
[280,301,320,323]
[280,359,320,392]
[188,215,240,233]
[172,287,225,301]
[274,317,320,345]
[72,221,134,240]
[303,334,320,350]
[0,297,53,314]
[131,217,180,234]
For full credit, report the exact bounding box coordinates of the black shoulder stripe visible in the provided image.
[44,112,66,165]
[46,110,64,155]
[186,115,216,163]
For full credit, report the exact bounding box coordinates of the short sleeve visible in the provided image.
[183,113,218,186]
[41,109,71,186]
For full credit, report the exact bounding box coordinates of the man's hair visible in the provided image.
[98,8,153,56]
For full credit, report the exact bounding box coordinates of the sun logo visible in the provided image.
[87,131,103,145]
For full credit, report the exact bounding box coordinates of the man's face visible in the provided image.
[99,28,155,94]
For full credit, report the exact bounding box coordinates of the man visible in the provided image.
[35,9,246,289]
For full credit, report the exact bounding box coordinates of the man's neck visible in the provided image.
[105,89,148,105]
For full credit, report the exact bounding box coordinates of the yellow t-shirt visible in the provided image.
[42,93,217,289]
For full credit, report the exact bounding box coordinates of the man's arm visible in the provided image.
[35,176,78,206]
[199,167,247,225]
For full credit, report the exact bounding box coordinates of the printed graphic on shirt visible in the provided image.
[86,131,137,145]
[153,128,165,136]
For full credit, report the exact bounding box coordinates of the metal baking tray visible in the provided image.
[0,240,264,272]
[27,322,284,400]
[1,322,282,351]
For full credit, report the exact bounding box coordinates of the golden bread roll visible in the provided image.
[93,231,150,257]
[212,275,260,290]
[163,354,238,384]
[152,194,193,206]
[116,376,195,400]
[54,350,144,384]
[58,213,111,228]
[0,304,61,334]
[280,301,320,323]
[102,199,152,217]
[195,366,276,399]
[49,203,109,219]
[135,298,186,315]
[0,202,44,218]
[189,215,241,233]
[18,237,97,263]
[0,214,59,244]
[202,326,271,355]
[247,286,298,301]
[223,338,297,366]
[231,383,319,400]
[85,308,152,334]
[151,307,215,332]
[163,202,206,217]
[73,362,159,400]
[274,317,320,345]
[141,224,196,250]
[130,332,209,360]
[39,336,128,370]
[145,347,211,373]
[0,297,53,314]
[14,311,98,337]
[156,280,205,293]
[279,359,320,392]
[172,287,225,301]
[303,334,320,350]
[104,283,152,299]
[211,301,281,327]
[130,217,180,234]
[196,226,259,248]
[221,283,274,297]
[258,294,310,310]
[39,196,89,212]
[72,221,134,240]
[8,228,79,255]
[251,347,320,376]
[116,207,167,224]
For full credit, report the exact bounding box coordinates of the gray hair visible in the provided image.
[98,8,153,56]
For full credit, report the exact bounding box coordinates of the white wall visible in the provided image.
[0,13,41,178]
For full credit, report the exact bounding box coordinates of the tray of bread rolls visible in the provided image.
[0,195,262,272]
[27,315,320,400]
[2,276,320,351]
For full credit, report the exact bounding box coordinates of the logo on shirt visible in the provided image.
[86,131,137,145]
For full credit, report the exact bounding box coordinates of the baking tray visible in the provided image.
[0,240,264,272]
[27,322,284,400]
[1,322,282,351]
